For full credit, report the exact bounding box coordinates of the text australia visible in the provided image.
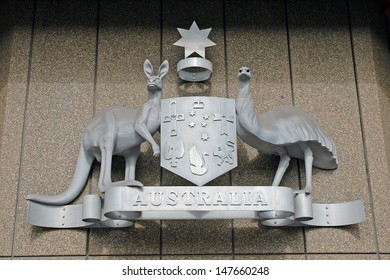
[132,189,268,209]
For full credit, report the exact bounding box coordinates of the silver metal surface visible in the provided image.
[161,97,237,186]
[177,57,213,82]
[26,186,365,228]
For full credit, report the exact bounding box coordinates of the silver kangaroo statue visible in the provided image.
[26,59,169,206]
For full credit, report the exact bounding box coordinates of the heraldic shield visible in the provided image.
[161,97,237,186]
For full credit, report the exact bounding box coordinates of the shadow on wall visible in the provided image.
[370,1,390,171]
[375,0,390,16]
[0,0,35,152]
[0,1,13,152]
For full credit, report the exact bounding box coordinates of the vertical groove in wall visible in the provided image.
[284,0,295,107]
[386,17,390,55]
[159,0,164,259]
[345,0,380,258]
[11,0,37,259]
[222,0,235,259]
[86,0,101,259]
[222,0,229,100]
[284,0,307,259]
[284,0,303,195]
[92,0,100,120]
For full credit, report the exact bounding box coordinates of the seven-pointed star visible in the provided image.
[201,134,209,141]
[174,21,216,58]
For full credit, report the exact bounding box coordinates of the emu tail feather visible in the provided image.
[26,144,94,206]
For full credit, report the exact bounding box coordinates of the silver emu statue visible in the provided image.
[235,67,338,194]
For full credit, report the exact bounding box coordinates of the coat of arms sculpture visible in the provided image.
[25,23,365,229]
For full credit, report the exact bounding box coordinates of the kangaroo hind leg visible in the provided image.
[124,146,143,187]
[98,136,115,192]
[106,146,143,188]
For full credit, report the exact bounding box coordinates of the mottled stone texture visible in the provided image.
[13,0,97,256]
[0,0,34,257]
[162,255,233,260]
[288,0,375,253]
[307,254,379,260]
[0,0,388,259]
[381,254,390,260]
[348,0,390,254]
[234,255,305,260]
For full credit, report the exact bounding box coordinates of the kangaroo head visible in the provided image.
[144,59,169,91]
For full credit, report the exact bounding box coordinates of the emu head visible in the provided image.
[238,66,251,82]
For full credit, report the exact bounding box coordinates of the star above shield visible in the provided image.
[174,21,216,58]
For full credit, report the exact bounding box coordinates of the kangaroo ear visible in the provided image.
[144,59,153,78]
[157,60,169,79]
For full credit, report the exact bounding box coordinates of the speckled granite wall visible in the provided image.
[0,0,34,257]
[0,0,389,260]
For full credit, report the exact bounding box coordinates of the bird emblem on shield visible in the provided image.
[161,97,238,186]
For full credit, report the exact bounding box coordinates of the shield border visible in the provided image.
[160,96,238,186]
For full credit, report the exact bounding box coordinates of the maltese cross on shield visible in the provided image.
[161,97,238,186]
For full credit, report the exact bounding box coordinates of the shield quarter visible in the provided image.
[161,97,238,186]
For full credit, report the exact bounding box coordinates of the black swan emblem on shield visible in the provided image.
[189,145,209,176]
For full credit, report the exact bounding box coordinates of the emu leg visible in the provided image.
[272,149,291,186]
[299,142,314,194]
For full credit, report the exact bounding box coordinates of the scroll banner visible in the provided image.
[26,186,365,228]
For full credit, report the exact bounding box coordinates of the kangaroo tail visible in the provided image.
[26,144,94,206]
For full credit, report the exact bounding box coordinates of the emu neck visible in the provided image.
[238,79,251,99]
[236,78,260,132]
